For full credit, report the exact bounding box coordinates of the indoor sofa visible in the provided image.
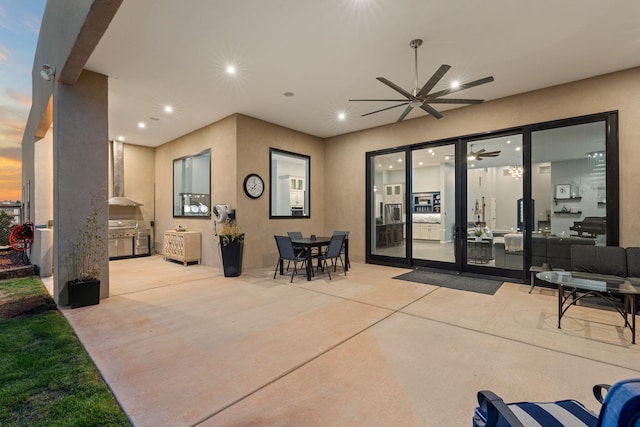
[494,234,596,270]
[570,245,640,283]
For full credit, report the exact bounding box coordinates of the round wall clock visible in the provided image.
[243,173,264,199]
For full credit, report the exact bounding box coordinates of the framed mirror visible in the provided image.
[173,149,211,217]
[270,148,310,218]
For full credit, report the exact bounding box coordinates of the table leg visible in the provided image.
[344,239,350,272]
[306,247,312,281]
[529,270,535,294]
[558,284,563,329]
[632,295,637,345]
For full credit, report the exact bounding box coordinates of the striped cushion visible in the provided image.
[474,399,598,427]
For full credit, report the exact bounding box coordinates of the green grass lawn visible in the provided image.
[0,277,130,426]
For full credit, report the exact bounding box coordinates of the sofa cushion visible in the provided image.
[546,237,595,270]
[626,247,640,278]
[531,235,547,266]
[571,245,627,277]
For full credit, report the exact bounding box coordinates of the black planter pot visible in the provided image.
[220,234,244,277]
[68,279,100,308]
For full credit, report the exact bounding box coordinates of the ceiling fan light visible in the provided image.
[409,99,423,108]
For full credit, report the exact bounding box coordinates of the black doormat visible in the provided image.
[393,270,503,295]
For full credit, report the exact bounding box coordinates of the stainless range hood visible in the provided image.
[109,140,143,206]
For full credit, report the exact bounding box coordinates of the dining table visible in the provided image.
[281,236,349,281]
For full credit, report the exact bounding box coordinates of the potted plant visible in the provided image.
[67,193,106,308]
[218,218,244,277]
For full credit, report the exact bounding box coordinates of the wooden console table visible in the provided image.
[164,231,201,265]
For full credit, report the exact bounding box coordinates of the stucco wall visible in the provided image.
[235,114,325,269]
[324,67,640,260]
[154,114,326,270]
[154,115,237,267]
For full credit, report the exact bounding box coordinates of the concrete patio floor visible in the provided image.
[50,255,640,426]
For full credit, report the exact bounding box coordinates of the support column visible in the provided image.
[52,70,109,305]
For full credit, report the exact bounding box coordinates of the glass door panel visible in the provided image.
[466,135,523,271]
[531,122,607,260]
[370,151,407,258]
[411,145,456,263]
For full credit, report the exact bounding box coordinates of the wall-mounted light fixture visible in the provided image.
[40,64,56,81]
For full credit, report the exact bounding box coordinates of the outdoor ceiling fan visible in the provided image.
[467,144,501,161]
[349,39,494,122]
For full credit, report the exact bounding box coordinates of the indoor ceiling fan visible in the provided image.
[467,144,501,161]
[349,39,494,122]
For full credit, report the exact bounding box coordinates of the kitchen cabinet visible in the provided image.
[276,175,306,215]
[412,191,440,213]
[412,223,443,241]
[384,184,404,204]
[290,176,304,191]
[164,231,201,265]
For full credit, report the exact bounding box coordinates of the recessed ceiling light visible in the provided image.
[428,149,433,153]
[397,158,402,162]
[419,161,423,166]
[378,164,382,168]
[138,122,146,129]
[117,136,125,141]
[389,165,393,169]
[516,147,521,151]
[450,80,460,89]
[226,65,236,75]
[445,156,450,160]
[164,105,173,113]
[471,163,475,167]
[283,92,295,97]
[337,112,346,121]
[506,140,511,144]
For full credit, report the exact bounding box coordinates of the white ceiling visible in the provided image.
[84,0,640,148]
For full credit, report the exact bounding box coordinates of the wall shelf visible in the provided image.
[553,197,581,205]
[553,211,582,215]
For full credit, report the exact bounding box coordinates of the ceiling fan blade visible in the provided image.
[417,64,451,98]
[396,105,413,122]
[429,76,495,99]
[420,103,444,119]
[376,77,414,99]
[349,98,410,102]
[427,98,484,104]
[478,151,501,157]
[361,102,409,117]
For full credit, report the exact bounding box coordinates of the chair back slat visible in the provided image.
[274,235,297,260]
[325,234,345,258]
[287,231,303,239]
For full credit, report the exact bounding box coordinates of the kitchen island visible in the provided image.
[376,223,404,248]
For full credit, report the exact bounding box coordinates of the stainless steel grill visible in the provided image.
[108,220,137,259]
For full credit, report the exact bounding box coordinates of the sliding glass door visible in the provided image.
[466,134,523,274]
[369,150,407,260]
[366,112,618,280]
[410,144,456,264]
[530,120,613,262]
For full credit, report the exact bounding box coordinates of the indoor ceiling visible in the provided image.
[83,0,640,148]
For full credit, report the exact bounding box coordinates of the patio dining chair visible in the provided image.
[274,235,307,283]
[332,230,350,270]
[285,231,305,270]
[473,378,640,427]
[314,234,346,280]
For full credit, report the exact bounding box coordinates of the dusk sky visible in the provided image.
[0,0,46,201]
